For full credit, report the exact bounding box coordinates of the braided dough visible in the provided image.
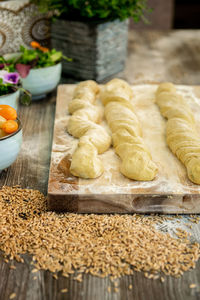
[100,79,158,181]
[156,82,200,184]
[67,80,111,178]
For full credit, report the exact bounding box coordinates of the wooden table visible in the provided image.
[1,30,200,300]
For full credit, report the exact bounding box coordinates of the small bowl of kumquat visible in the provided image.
[0,105,22,172]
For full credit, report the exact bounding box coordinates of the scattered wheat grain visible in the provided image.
[189,284,197,288]
[60,288,68,293]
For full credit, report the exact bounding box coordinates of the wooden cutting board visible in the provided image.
[47,84,200,213]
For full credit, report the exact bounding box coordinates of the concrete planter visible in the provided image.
[51,19,129,82]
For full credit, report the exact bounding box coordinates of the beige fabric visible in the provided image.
[156,82,200,184]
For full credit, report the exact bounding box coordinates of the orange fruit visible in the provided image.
[2,120,18,134]
[0,105,17,120]
[39,46,49,53]
[0,115,6,128]
[30,41,41,49]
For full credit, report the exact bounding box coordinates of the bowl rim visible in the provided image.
[0,88,20,99]
[24,61,62,74]
[0,118,22,141]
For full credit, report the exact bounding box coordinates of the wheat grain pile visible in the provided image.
[0,186,199,281]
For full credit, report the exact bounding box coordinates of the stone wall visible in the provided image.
[0,0,50,55]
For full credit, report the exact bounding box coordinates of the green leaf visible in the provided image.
[19,88,32,105]
[30,0,150,23]
[50,51,62,62]
[63,55,72,62]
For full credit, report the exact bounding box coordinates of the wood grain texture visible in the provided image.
[0,95,55,193]
[48,84,200,213]
[0,257,200,300]
[1,30,200,300]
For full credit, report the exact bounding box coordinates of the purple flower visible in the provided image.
[3,72,20,85]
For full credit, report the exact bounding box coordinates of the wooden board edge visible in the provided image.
[47,193,200,214]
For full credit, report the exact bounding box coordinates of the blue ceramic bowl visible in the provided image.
[0,119,22,172]
[21,63,62,100]
[0,89,20,111]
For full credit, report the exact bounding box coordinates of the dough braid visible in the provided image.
[156,82,200,184]
[68,80,111,179]
[100,78,158,181]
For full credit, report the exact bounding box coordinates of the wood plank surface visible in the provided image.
[1,30,200,300]
[48,84,200,213]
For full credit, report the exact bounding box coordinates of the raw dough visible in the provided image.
[100,79,158,181]
[156,82,200,184]
[67,80,111,178]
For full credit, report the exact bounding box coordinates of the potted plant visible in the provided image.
[0,69,31,110]
[0,42,71,100]
[31,0,149,82]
